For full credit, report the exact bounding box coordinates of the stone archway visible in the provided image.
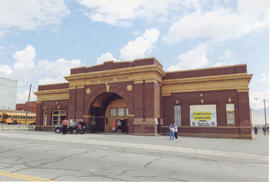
[88,92,130,133]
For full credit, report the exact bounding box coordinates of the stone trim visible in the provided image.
[162,73,252,95]
[133,118,158,125]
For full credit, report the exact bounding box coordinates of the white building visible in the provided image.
[0,77,17,110]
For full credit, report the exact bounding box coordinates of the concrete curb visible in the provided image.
[0,125,35,131]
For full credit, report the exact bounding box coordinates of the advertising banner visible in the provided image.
[190,105,217,127]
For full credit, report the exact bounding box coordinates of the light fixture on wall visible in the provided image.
[200,93,203,97]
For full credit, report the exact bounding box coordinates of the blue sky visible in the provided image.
[0,0,268,109]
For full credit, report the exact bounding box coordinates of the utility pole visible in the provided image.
[25,84,32,125]
[264,98,267,126]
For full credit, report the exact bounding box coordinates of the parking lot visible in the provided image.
[0,131,268,181]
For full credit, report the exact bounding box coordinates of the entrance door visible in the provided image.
[120,119,128,133]
[104,99,129,133]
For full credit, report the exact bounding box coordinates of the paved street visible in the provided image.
[0,131,268,181]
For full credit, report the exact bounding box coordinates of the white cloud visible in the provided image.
[120,28,160,60]
[238,0,269,21]
[255,73,268,84]
[97,52,116,64]
[224,50,234,59]
[0,0,70,31]
[213,61,235,67]
[13,45,36,70]
[0,65,13,76]
[16,90,37,104]
[250,91,269,110]
[168,43,210,71]
[38,77,66,85]
[162,8,267,45]
[77,0,199,27]
[0,45,82,103]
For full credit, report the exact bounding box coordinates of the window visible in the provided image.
[60,110,67,115]
[126,108,129,116]
[110,108,117,116]
[52,110,67,125]
[118,108,125,116]
[43,111,47,126]
[226,104,235,126]
[174,105,181,126]
[53,110,59,115]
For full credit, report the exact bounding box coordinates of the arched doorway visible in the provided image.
[89,92,129,133]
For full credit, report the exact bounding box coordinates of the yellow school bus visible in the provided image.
[0,110,36,125]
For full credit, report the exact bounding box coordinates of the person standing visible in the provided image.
[254,125,258,135]
[117,120,122,134]
[169,124,174,140]
[112,120,117,133]
[174,122,178,139]
[263,126,266,136]
[69,119,75,133]
[62,118,68,134]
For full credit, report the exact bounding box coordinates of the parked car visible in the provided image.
[55,121,87,134]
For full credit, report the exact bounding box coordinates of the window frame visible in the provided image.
[174,105,182,126]
[226,103,235,126]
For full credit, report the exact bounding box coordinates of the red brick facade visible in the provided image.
[16,101,37,113]
[35,57,252,139]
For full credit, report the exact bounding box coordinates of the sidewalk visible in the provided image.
[0,131,268,160]
[88,133,269,156]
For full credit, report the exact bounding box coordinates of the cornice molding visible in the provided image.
[161,73,252,95]
[34,88,69,95]
[162,73,252,85]
[65,64,165,81]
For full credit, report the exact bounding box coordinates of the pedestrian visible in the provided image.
[112,120,116,133]
[117,120,122,134]
[169,124,174,140]
[254,125,258,135]
[69,119,75,133]
[62,118,68,134]
[174,122,178,139]
[263,126,266,136]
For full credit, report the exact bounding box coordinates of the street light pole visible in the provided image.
[263,98,267,126]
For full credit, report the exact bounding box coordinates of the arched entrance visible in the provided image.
[89,92,129,133]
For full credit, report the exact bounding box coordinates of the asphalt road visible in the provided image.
[0,131,268,182]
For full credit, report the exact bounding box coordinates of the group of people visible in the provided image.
[112,120,122,133]
[62,118,82,134]
[254,125,268,136]
[169,122,178,140]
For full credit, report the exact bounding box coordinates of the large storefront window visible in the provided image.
[226,104,235,126]
[190,105,217,127]
[52,110,67,125]
[174,105,181,126]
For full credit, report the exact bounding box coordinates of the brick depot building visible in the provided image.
[35,58,253,139]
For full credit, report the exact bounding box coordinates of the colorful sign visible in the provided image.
[193,112,212,121]
[190,105,217,127]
